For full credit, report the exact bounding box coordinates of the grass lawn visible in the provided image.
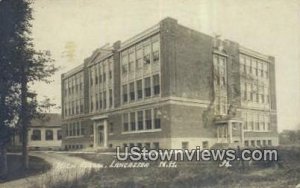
[1,154,51,182]
[62,147,300,188]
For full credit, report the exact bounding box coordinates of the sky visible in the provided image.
[31,0,300,131]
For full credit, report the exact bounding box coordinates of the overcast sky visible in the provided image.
[31,0,300,131]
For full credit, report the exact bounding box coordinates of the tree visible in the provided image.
[0,0,57,176]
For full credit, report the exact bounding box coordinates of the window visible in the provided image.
[182,142,189,150]
[144,77,151,97]
[268,140,272,146]
[143,45,151,64]
[123,113,129,132]
[137,143,142,148]
[257,140,261,146]
[255,61,258,76]
[154,108,161,129]
[153,142,159,149]
[103,91,107,109]
[76,122,80,135]
[243,120,248,130]
[109,89,113,107]
[145,143,151,149]
[122,84,128,103]
[45,130,53,140]
[89,78,93,87]
[136,48,143,70]
[103,72,106,83]
[99,92,102,109]
[95,75,98,85]
[153,51,159,63]
[153,74,160,95]
[137,111,144,130]
[96,94,99,110]
[129,82,135,101]
[31,130,41,141]
[129,143,135,148]
[90,96,94,112]
[109,70,112,80]
[152,41,159,63]
[262,140,266,146]
[145,109,152,129]
[202,141,208,149]
[137,79,143,100]
[244,141,249,147]
[81,125,85,136]
[130,112,136,131]
[129,52,135,72]
[122,55,128,74]
[108,62,113,79]
[57,130,62,140]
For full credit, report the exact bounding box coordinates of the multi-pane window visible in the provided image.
[95,69,98,85]
[122,109,161,133]
[136,48,143,70]
[122,55,128,74]
[90,96,93,112]
[103,91,107,109]
[145,109,152,129]
[96,94,99,110]
[108,61,113,80]
[152,41,159,63]
[137,80,143,100]
[109,89,113,107]
[99,92,102,109]
[182,142,189,150]
[143,44,151,64]
[129,82,135,101]
[153,142,159,149]
[122,84,128,103]
[153,74,160,95]
[123,113,129,132]
[130,112,136,131]
[154,108,161,129]
[103,72,106,83]
[137,111,144,130]
[129,52,135,72]
[76,122,80,135]
[144,77,151,97]
[45,130,53,140]
[90,69,94,86]
[64,72,84,117]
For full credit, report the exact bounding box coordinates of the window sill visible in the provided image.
[122,129,162,134]
[65,135,84,138]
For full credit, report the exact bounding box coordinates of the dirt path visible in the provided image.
[0,151,103,188]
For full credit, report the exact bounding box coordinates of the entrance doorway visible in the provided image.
[98,125,104,147]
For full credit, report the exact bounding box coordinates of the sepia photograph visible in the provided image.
[0,0,299,187]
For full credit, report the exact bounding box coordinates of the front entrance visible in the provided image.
[91,115,108,149]
[97,125,104,147]
[215,119,244,146]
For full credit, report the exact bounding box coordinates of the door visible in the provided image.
[98,125,104,147]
